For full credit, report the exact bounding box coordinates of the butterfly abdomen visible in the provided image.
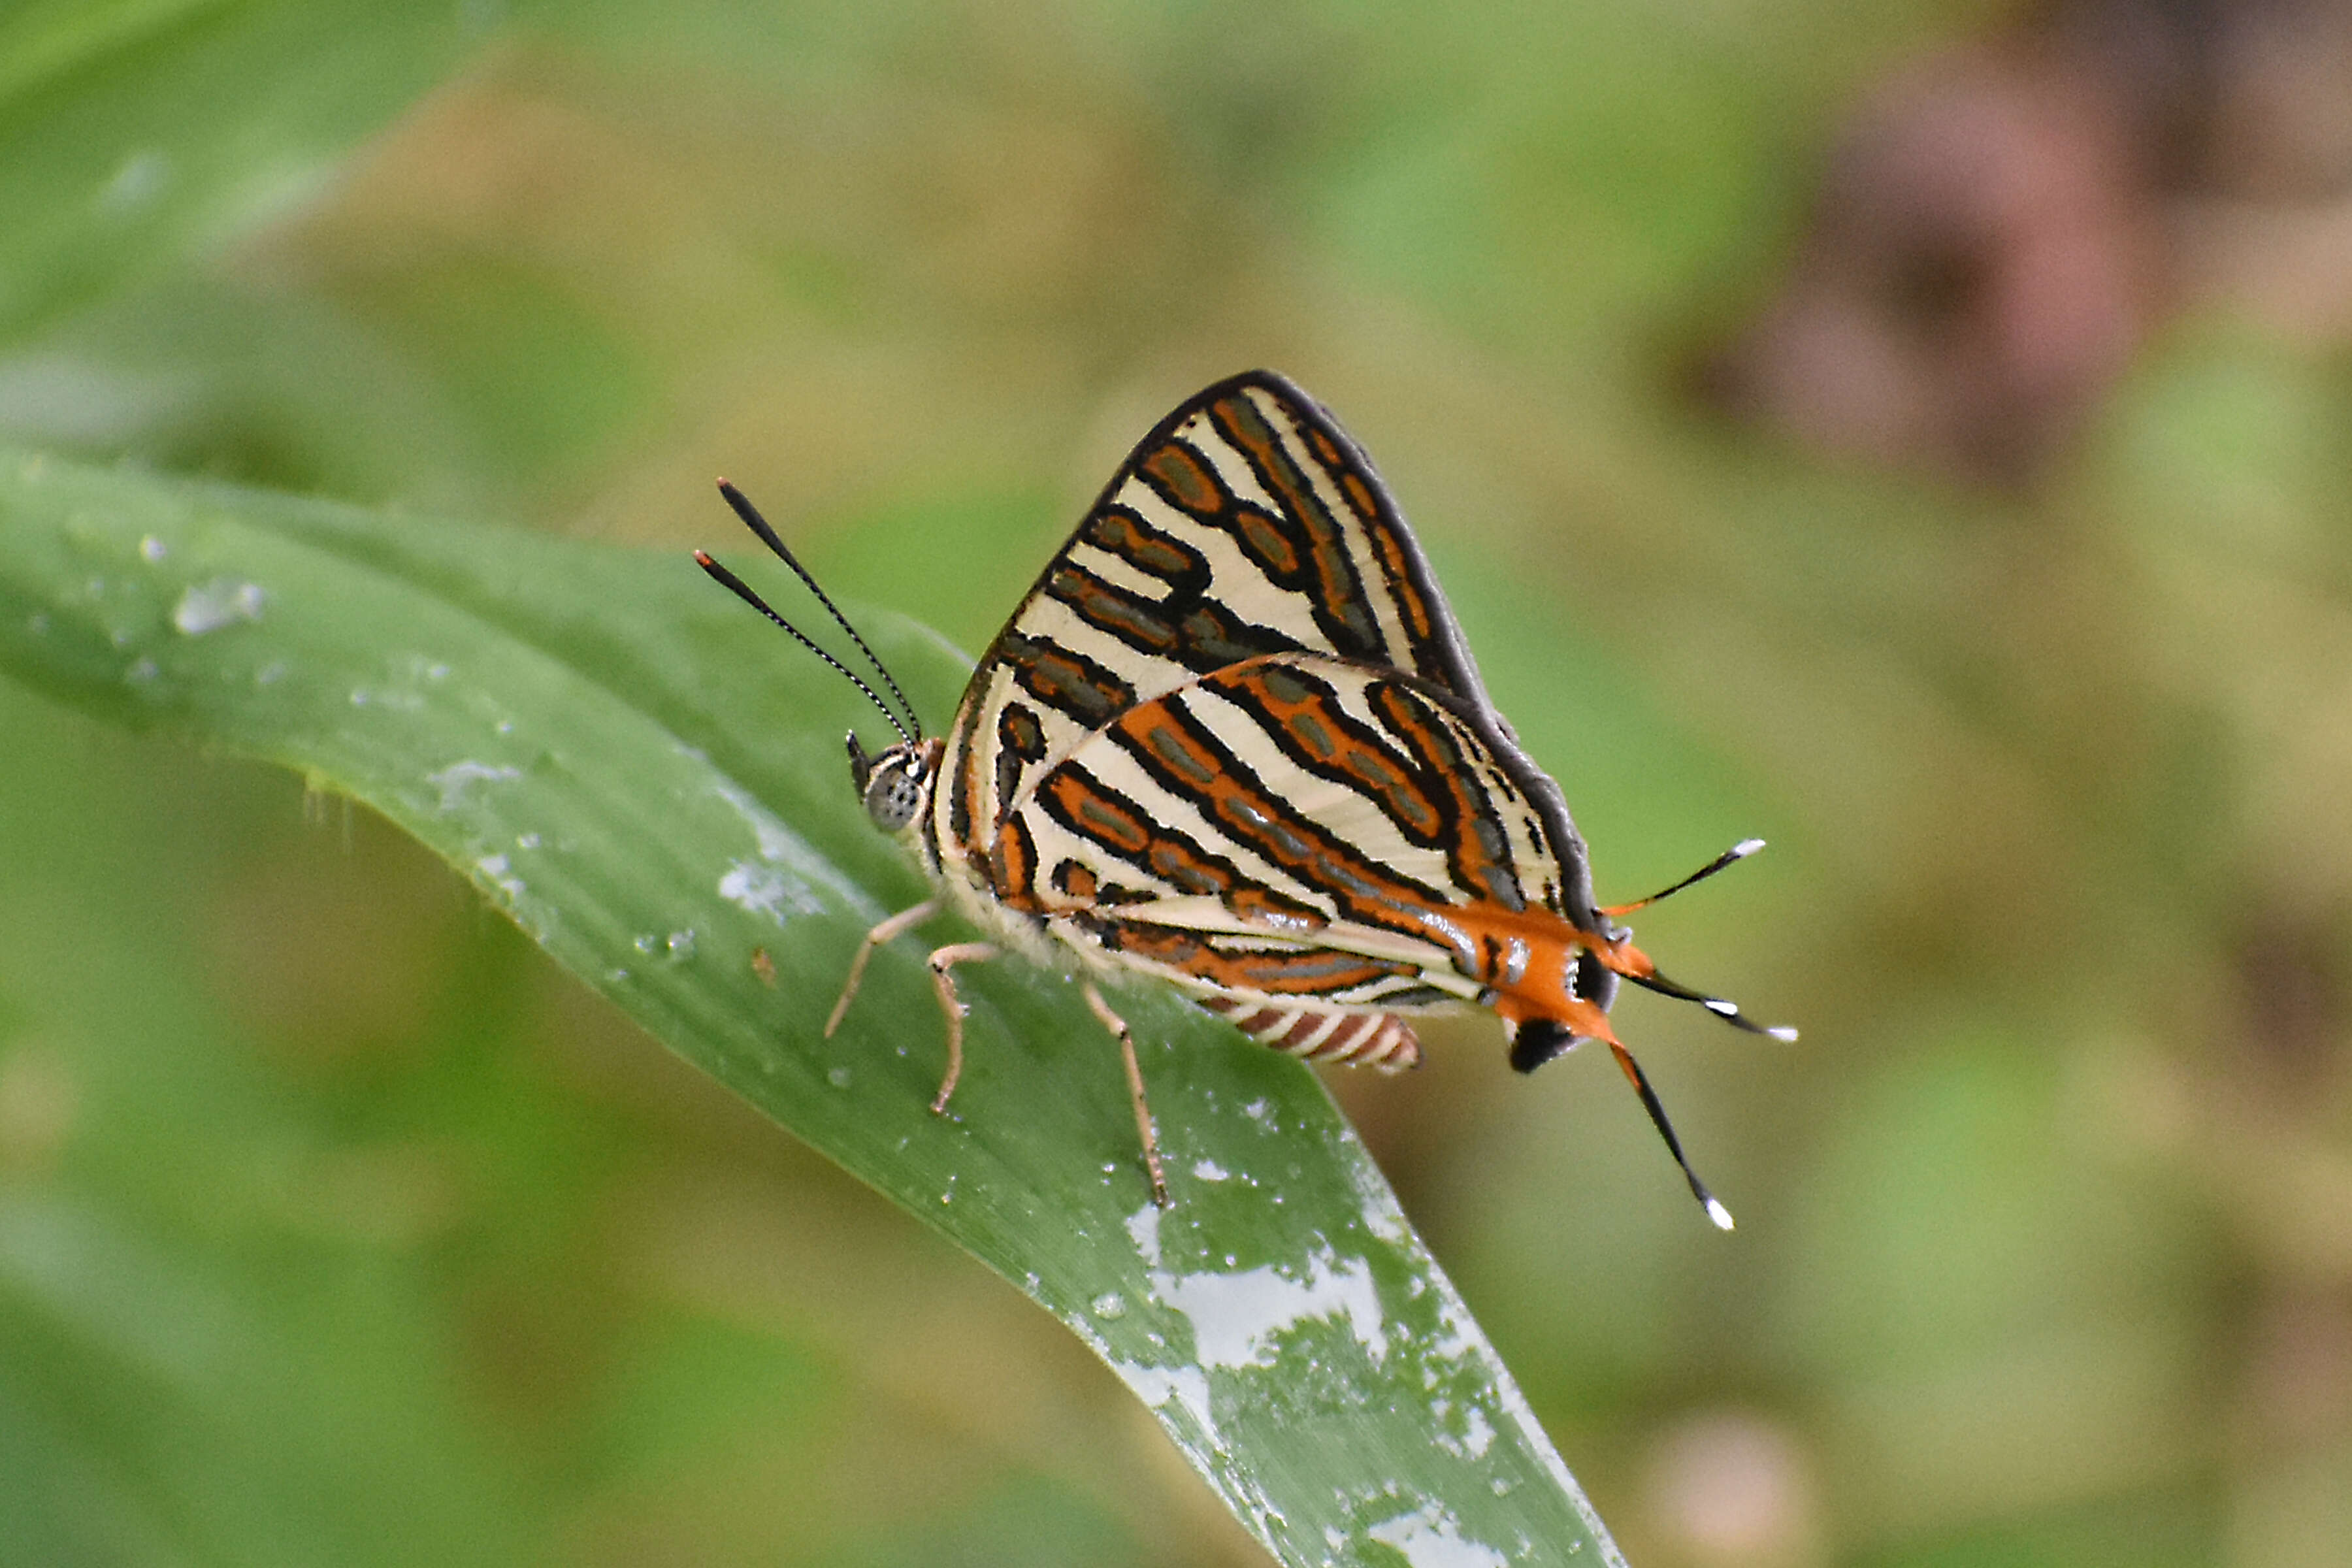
[1200,996,1422,1072]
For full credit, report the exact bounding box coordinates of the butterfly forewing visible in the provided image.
[930,371,1603,952]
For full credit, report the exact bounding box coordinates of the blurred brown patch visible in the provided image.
[1711,0,2352,482]
[1638,1409,1824,1568]
[204,793,459,1064]
[2232,898,2351,1087]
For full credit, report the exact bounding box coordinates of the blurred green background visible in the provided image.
[5,1,2349,1564]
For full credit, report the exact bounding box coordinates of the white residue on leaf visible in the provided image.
[1114,1196,1392,1445]
[1125,1198,1164,1268]
[1111,1358,1215,1446]
[171,577,265,635]
[1190,1158,1231,1182]
[1348,1153,1414,1246]
[475,853,525,902]
[718,860,823,922]
[1365,1501,1509,1568]
[1428,1292,1479,1371]
[425,760,520,813]
[706,774,872,924]
[1424,1282,1624,1561]
[1160,1250,1387,1371]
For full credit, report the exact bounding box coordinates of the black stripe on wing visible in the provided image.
[968,372,1477,719]
[1199,661,1529,912]
[1028,761,1330,931]
[1043,557,1306,674]
[1103,691,1473,967]
[996,632,1134,727]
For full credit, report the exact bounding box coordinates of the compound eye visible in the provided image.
[864,765,924,832]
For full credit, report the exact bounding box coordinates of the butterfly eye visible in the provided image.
[863,759,925,832]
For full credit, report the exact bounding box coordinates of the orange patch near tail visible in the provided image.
[1451,901,1661,1045]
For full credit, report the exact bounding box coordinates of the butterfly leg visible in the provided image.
[1084,984,1171,1209]
[924,941,999,1113]
[826,898,942,1037]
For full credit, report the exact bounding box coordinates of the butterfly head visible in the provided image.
[696,480,939,837]
[848,732,937,834]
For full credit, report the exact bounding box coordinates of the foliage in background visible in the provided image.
[3,1,2349,1565]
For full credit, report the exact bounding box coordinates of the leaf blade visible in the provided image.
[0,449,1627,1567]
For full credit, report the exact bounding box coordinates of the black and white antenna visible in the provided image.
[1606,839,1798,1042]
[1600,838,1766,916]
[693,480,921,745]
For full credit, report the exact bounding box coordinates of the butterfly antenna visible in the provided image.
[715,480,923,740]
[1606,1039,1735,1230]
[1626,966,1799,1043]
[694,548,915,748]
[1599,838,1766,917]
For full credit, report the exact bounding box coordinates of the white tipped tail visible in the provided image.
[1705,1197,1737,1231]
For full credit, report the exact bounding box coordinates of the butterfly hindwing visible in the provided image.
[981,653,1575,1015]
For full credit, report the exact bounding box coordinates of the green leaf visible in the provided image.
[0,448,1628,1567]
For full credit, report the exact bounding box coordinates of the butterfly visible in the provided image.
[696,370,1791,1222]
